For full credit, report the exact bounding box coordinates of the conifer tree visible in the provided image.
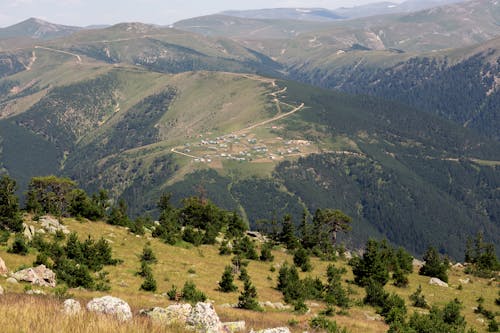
[419,246,448,282]
[218,265,237,292]
[238,276,262,311]
[0,175,23,232]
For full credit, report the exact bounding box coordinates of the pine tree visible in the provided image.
[238,277,262,311]
[293,247,312,272]
[259,241,274,262]
[280,214,298,250]
[0,175,23,232]
[419,246,448,282]
[325,264,349,308]
[140,268,157,292]
[218,265,238,292]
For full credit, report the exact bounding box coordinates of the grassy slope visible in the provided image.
[0,216,498,332]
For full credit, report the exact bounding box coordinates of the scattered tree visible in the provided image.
[238,276,262,311]
[0,175,23,232]
[419,246,448,282]
[218,265,237,292]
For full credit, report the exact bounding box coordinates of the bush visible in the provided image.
[140,244,157,264]
[140,269,157,292]
[409,285,428,309]
[182,281,207,303]
[8,234,29,255]
[293,247,312,272]
[309,316,348,333]
[363,280,388,308]
[167,285,179,301]
[219,240,232,255]
[232,236,258,260]
[260,241,274,262]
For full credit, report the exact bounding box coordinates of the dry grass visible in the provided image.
[0,293,185,333]
[1,216,499,332]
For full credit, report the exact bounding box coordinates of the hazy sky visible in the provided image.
[0,0,405,27]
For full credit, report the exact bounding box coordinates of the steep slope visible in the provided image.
[289,36,500,140]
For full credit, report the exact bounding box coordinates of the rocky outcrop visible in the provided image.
[0,257,8,276]
[38,216,70,235]
[12,264,56,287]
[23,223,36,241]
[429,277,448,288]
[250,328,291,333]
[140,303,192,325]
[86,296,132,321]
[63,299,81,315]
[222,321,246,332]
[25,289,46,295]
[186,302,222,333]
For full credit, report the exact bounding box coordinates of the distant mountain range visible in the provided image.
[220,0,466,21]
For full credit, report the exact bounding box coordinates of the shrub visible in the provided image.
[140,270,157,292]
[182,281,207,303]
[293,247,312,272]
[8,234,29,255]
[233,236,258,260]
[309,316,348,333]
[140,244,157,264]
[260,241,274,262]
[167,285,179,301]
[219,240,231,255]
[409,285,428,309]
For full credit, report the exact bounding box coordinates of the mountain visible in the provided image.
[220,8,344,22]
[289,36,500,140]
[41,22,281,76]
[0,18,82,40]
[177,0,500,55]
[333,0,466,19]
[0,26,499,259]
[219,0,466,22]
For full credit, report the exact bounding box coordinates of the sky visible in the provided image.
[0,0,405,27]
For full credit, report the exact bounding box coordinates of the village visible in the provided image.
[172,127,318,165]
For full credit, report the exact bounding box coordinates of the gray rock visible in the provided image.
[0,256,8,276]
[453,263,464,269]
[429,277,448,288]
[221,321,246,332]
[63,299,82,315]
[23,224,35,241]
[251,328,291,333]
[413,259,425,268]
[38,216,70,235]
[25,289,46,295]
[12,264,56,287]
[0,285,4,295]
[86,296,132,321]
[186,302,222,333]
[459,278,470,284]
[6,277,18,284]
[140,304,192,325]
